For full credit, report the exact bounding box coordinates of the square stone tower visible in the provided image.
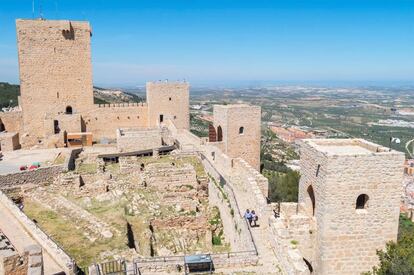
[298,139,405,274]
[213,104,261,170]
[16,19,93,144]
[146,81,189,129]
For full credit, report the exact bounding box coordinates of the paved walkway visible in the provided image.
[0,148,66,175]
[250,225,283,274]
[175,130,283,274]
[0,200,64,274]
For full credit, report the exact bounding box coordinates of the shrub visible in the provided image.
[212,235,222,246]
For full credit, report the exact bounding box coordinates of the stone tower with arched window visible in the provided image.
[16,19,94,145]
[146,81,190,130]
[298,138,405,274]
[212,104,261,170]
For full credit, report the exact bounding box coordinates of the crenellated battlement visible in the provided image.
[95,102,147,108]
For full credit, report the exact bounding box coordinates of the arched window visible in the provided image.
[217,126,223,142]
[307,185,316,216]
[239,126,244,135]
[356,194,369,209]
[208,124,217,142]
[66,106,73,114]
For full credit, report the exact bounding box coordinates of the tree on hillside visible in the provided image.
[266,170,300,202]
[0,82,20,109]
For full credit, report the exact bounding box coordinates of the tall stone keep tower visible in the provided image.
[213,104,261,170]
[298,139,404,275]
[16,19,93,144]
[146,81,190,129]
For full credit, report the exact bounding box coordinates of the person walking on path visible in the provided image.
[244,209,253,226]
[251,210,258,227]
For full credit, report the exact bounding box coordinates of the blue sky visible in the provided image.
[0,0,413,87]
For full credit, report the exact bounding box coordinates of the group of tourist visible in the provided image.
[244,209,258,227]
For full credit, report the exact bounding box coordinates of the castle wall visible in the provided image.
[298,139,405,275]
[0,132,20,151]
[0,111,22,133]
[146,82,190,130]
[83,104,149,141]
[0,166,63,190]
[16,19,93,146]
[116,128,161,152]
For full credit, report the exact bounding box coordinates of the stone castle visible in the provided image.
[0,18,405,275]
[1,19,190,149]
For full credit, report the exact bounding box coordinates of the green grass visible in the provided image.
[209,208,221,226]
[76,162,98,174]
[399,213,414,240]
[212,234,222,245]
[23,199,127,267]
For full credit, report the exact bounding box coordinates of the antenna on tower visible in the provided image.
[39,0,43,19]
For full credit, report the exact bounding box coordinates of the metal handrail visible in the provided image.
[133,250,258,264]
[199,152,259,256]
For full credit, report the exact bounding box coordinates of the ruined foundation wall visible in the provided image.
[0,166,63,189]
[144,163,197,189]
[0,253,28,275]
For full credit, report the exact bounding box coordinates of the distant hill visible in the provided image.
[0,82,19,109]
[0,82,143,108]
[93,87,143,104]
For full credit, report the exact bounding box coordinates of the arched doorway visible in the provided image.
[208,124,217,142]
[53,120,60,134]
[307,185,316,216]
[66,106,73,114]
[0,120,5,132]
[217,126,223,142]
